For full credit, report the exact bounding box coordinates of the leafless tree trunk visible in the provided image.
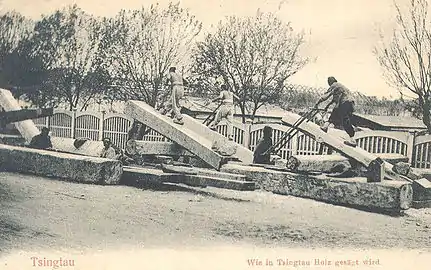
[374,0,431,132]
[192,11,309,123]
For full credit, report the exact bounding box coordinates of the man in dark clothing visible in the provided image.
[29,127,53,150]
[253,126,273,164]
[315,76,357,146]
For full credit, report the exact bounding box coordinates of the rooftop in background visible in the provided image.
[182,97,289,122]
[352,113,427,132]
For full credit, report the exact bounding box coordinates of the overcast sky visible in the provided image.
[0,0,416,98]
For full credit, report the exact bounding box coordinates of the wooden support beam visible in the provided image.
[122,166,183,186]
[412,178,431,201]
[160,164,247,181]
[282,113,409,182]
[128,140,193,156]
[124,100,226,170]
[367,157,384,183]
[180,174,255,191]
[123,165,255,191]
[377,153,409,165]
[0,144,122,184]
[0,89,40,142]
[221,163,413,212]
[0,134,25,146]
[0,108,53,124]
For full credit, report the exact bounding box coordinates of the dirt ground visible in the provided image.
[0,172,430,268]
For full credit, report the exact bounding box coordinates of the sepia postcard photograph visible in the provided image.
[0,0,430,269]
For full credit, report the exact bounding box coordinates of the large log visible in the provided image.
[0,89,40,142]
[124,100,226,170]
[286,154,352,173]
[221,163,413,212]
[0,108,53,124]
[0,144,122,184]
[51,137,103,157]
[282,113,409,182]
[128,140,193,156]
[182,114,254,164]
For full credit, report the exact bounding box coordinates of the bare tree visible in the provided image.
[24,5,109,111]
[192,11,309,122]
[0,11,33,58]
[0,11,34,90]
[374,0,431,132]
[100,2,202,107]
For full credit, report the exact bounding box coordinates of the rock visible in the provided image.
[393,162,412,176]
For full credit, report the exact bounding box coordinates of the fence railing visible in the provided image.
[33,109,431,169]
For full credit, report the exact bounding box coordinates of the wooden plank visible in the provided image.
[160,164,247,181]
[123,165,254,191]
[182,114,254,164]
[122,166,183,186]
[180,174,255,191]
[0,144,122,184]
[221,163,413,212]
[282,113,410,182]
[377,153,409,165]
[0,89,40,142]
[124,100,225,170]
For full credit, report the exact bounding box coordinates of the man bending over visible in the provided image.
[315,76,357,147]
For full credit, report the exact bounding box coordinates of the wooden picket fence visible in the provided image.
[33,109,431,169]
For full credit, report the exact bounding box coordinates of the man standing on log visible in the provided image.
[207,84,240,141]
[163,67,188,125]
[315,76,357,147]
[253,126,274,164]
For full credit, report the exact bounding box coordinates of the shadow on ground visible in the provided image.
[123,179,251,203]
[0,183,56,254]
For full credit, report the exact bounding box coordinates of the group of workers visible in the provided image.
[28,68,356,166]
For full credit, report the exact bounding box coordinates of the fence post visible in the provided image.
[99,111,105,141]
[243,119,252,149]
[45,113,50,129]
[71,109,77,139]
[291,131,298,156]
[406,131,416,166]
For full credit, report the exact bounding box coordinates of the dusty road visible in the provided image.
[0,172,430,269]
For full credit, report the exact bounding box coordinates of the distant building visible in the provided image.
[351,113,427,132]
